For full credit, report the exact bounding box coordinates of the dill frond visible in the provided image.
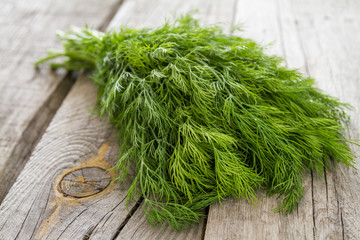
[36,14,357,230]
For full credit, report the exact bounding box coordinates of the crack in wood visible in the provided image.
[87,196,129,238]
[55,208,89,240]
[201,206,210,240]
[323,166,329,210]
[340,210,344,240]
[82,225,95,240]
[110,197,144,240]
[129,218,146,239]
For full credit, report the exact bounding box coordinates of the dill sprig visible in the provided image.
[36,14,356,230]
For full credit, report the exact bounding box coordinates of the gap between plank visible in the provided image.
[110,196,144,240]
[0,0,126,204]
[201,206,210,240]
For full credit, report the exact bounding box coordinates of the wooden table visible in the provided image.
[0,0,359,239]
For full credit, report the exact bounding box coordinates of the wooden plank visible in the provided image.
[100,0,239,239]
[108,0,235,30]
[113,202,204,240]
[0,74,135,240]
[0,0,236,239]
[204,0,360,239]
[204,1,314,239]
[0,0,123,202]
[287,0,360,238]
[3,0,358,239]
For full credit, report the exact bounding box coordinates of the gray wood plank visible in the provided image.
[204,0,360,239]
[287,0,360,238]
[0,0,122,202]
[205,1,314,238]
[0,0,235,239]
[113,202,204,240]
[107,0,236,238]
[2,0,359,239]
[0,73,135,240]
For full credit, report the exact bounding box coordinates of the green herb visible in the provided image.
[36,14,356,230]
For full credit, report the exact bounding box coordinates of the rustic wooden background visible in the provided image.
[0,0,359,239]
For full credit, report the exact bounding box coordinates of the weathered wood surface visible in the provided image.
[204,0,360,239]
[0,0,123,202]
[0,73,134,240]
[0,0,359,239]
[0,0,235,239]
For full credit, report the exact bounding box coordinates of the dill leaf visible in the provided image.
[36,14,356,230]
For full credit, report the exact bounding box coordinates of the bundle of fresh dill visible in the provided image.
[36,15,356,230]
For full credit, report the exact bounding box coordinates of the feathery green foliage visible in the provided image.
[36,14,356,230]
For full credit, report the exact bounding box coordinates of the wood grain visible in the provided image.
[204,0,360,239]
[0,0,123,202]
[0,73,135,240]
[288,0,360,238]
[1,0,359,239]
[0,0,236,239]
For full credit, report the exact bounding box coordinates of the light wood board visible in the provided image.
[0,0,359,239]
[204,0,360,239]
[0,0,123,202]
[0,0,236,239]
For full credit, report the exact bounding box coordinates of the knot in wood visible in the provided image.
[58,167,111,198]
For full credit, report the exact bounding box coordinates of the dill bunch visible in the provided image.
[36,14,356,230]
